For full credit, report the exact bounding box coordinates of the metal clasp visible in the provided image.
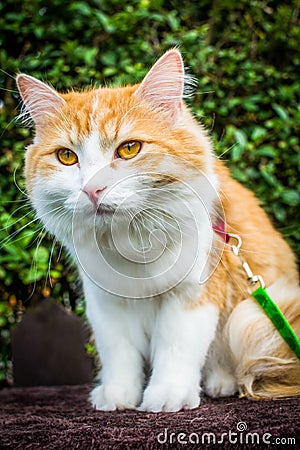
[228,233,242,256]
[228,233,265,290]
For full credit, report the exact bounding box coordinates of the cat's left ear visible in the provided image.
[16,74,65,127]
[135,49,184,124]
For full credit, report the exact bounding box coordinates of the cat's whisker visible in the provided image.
[128,206,174,235]
[0,86,19,93]
[216,144,236,160]
[134,218,148,264]
[45,237,58,288]
[0,221,39,250]
[121,208,179,257]
[139,208,180,237]
[1,198,30,204]
[134,211,181,253]
[0,206,34,232]
[0,204,65,250]
[29,226,48,247]
[24,229,48,302]
[13,166,30,199]
[30,229,47,279]
[1,225,45,258]
[56,240,65,261]
[139,200,199,235]
[0,68,16,80]
[1,114,25,138]
[218,258,247,297]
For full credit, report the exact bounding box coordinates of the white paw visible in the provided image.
[204,369,237,398]
[139,383,200,412]
[90,384,142,411]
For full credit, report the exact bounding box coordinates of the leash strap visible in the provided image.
[252,286,300,359]
[213,220,300,360]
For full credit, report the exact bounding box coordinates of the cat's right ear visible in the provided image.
[135,49,185,124]
[16,74,65,126]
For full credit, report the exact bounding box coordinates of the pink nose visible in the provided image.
[83,186,107,204]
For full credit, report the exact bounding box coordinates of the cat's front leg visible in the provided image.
[140,298,219,412]
[90,344,144,411]
[85,286,145,411]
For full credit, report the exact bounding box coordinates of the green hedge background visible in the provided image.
[1,0,299,385]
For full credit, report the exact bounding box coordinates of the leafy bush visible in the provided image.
[1,0,299,385]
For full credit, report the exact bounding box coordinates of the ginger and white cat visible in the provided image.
[17,49,300,411]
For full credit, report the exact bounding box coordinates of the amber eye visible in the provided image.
[116,141,141,160]
[56,148,78,166]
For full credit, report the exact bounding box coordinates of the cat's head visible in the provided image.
[16,50,219,295]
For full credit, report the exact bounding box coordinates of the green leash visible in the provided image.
[227,233,300,360]
[252,286,300,359]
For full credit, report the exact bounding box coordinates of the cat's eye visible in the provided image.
[56,148,78,166]
[116,141,141,160]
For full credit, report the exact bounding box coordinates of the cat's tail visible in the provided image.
[227,278,300,399]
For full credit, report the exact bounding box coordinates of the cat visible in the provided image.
[16,49,300,412]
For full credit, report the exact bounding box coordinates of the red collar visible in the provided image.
[212,217,230,243]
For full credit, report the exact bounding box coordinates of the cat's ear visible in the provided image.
[16,74,65,126]
[135,49,185,123]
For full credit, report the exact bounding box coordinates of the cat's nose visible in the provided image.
[83,186,107,204]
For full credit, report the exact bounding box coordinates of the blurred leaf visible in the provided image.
[256,145,277,157]
[281,190,300,206]
[251,126,267,142]
[234,129,247,150]
[33,246,49,265]
[272,103,289,121]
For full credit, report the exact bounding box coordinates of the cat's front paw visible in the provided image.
[90,384,142,411]
[139,383,200,412]
[204,368,238,398]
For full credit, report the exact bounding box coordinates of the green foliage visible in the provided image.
[0,0,299,384]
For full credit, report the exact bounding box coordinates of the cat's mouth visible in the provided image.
[95,204,115,216]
